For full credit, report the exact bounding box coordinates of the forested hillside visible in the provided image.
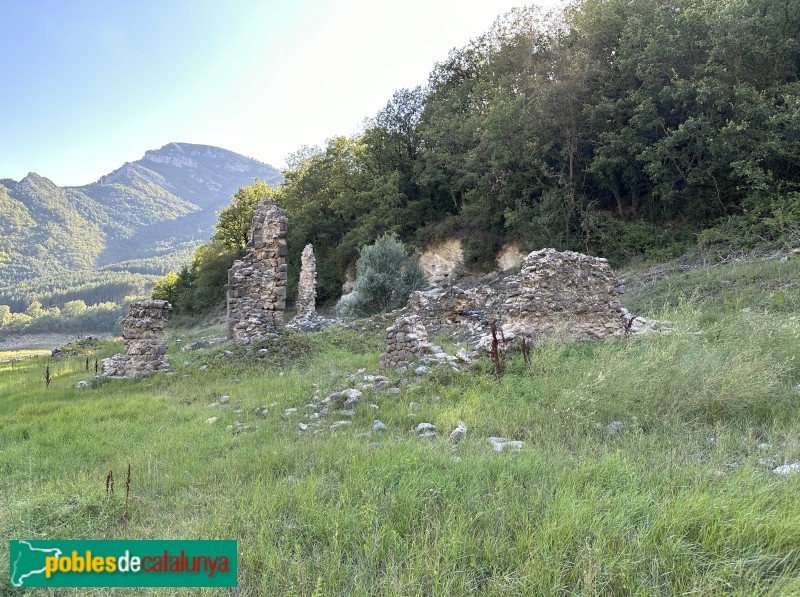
[0,143,282,314]
[267,0,799,302]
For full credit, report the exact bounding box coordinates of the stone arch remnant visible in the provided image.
[227,197,288,343]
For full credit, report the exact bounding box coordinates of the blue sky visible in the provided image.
[1,0,561,186]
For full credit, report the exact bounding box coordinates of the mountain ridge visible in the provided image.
[0,142,283,310]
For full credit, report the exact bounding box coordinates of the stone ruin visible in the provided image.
[380,316,429,369]
[296,244,316,316]
[407,248,629,349]
[287,243,330,332]
[227,198,288,343]
[102,300,172,377]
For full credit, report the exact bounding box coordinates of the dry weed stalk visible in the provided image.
[520,336,532,369]
[124,463,131,523]
[490,320,503,380]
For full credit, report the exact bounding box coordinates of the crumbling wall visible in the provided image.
[380,316,429,369]
[296,244,316,316]
[408,248,626,344]
[227,198,288,343]
[102,300,172,377]
[501,248,625,341]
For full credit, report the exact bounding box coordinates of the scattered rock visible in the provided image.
[756,443,772,451]
[372,420,387,432]
[342,388,362,400]
[606,421,625,434]
[199,365,208,371]
[298,423,308,431]
[258,349,269,357]
[206,417,218,425]
[415,423,436,433]
[183,339,210,351]
[75,380,89,389]
[343,390,361,409]
[772,463,800,477]
[220,395,231,405]
[386,387,401,395]
[415,366,428,375]
[449,421,467,442]
[488,437,523,452]
[284,408,298,416]
[408,402,421,410]
[330,420,351,431]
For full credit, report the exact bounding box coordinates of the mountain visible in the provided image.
[0,143,282,310]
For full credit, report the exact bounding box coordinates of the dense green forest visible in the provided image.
[165,0,800,313]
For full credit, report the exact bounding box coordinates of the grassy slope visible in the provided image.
[1,258,799,595]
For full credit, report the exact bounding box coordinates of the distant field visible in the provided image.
[0,332,112,353]
[0,349,50,362]
[1,260,799,594]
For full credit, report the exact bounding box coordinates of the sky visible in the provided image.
[1,0,563,186]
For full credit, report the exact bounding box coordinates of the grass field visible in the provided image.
[1,257,799,595]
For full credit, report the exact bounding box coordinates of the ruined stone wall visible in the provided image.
[296,244,316,316]
[227,198,288,343]
[408,248,625,343]
[501,248,625,341]
[380,316,429,369]
[102,300,172,377]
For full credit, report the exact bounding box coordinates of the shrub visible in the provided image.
[336,234,429,317]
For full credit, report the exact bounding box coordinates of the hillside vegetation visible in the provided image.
[0,143,282,316]
[1,256,799,594]
[254,0,799,304]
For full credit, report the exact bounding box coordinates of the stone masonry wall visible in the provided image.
[408,248,625,344]
[227,198,289,343]
[296,244,316,316]
[102,300,172,377]
[380,316,429,369]
[501,248,624,341]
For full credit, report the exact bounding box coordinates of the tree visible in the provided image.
[151,272,181,305]
[0,305,11,326]
[25,300,44,319]
[337,234,429,316]
[213,180,279,253]
[62,300,87,318]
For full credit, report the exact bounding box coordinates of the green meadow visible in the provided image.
[1,258,799,595]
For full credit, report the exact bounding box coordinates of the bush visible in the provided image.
[336,234,429,317]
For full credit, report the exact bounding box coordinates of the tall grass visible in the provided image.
[1,260,799,594]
